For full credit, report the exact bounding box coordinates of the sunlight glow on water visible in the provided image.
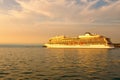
[0,47,120,80]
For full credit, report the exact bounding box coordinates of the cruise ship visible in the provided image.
[44,32,114,48]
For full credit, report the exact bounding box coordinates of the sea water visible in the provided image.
[0,46,120,80]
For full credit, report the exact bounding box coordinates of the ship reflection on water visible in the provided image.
[46,48,120,80]
[0,47,119,80]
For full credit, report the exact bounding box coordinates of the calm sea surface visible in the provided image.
[0,46,120,80]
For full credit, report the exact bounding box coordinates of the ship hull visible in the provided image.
[44,44,114,48]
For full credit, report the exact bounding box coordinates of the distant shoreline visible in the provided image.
[0,44,42,47]
[113,43,120,48]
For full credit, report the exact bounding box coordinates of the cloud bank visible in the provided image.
[0,0,120,24]
[0,0,120,44]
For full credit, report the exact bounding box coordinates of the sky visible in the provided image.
[0,0,120,44]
